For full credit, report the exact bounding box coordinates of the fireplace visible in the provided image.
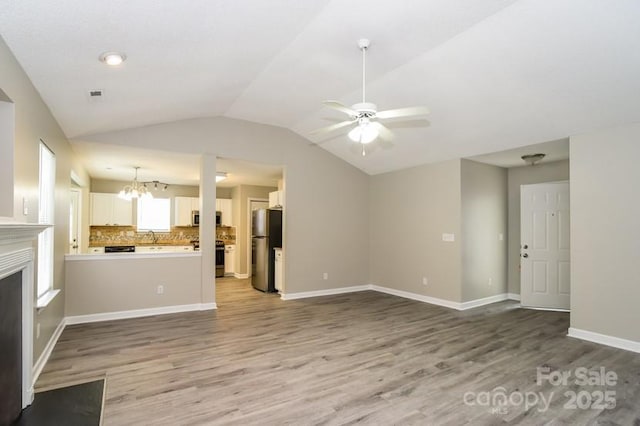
[0,222,49,423]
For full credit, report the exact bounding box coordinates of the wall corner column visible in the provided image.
[199,154,217,305]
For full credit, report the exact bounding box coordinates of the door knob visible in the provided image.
[523,244,528,249]
[522,253,529,258]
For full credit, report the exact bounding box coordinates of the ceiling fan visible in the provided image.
[311,38,429,155]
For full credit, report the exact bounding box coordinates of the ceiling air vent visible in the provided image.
[87,89,105,103]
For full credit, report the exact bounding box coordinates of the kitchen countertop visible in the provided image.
[66,252,201,261]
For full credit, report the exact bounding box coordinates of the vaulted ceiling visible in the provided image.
[2,0,640,175]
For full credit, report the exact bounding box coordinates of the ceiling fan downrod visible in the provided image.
[358,38,370,104]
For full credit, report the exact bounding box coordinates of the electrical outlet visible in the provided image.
[422,277,428,286]
[498,233,504,241]
[23,197,28,215]
[157,285,164,295]
[36,323,40,339]
[488,278,493,286]
[323,272,328,280]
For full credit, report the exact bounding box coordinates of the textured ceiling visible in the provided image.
[2,0,640,176]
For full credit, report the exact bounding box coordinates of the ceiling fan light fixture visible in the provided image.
[348,121,378,144]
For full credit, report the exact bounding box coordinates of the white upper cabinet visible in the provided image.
[216,198,233,226]
[174,196,199,226]
[90,193,133,226]
[268,190,284,209]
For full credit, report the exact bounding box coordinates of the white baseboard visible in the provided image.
[280,284,513,311]
[32,317,66,386]
[507,293,521,301]
[66,303,217,325]
[371,285,512,311]
[280,285,370,301]
[233,273,249,279]
[370,285,462,310]
[568,327,640,354]
[459,293,510,310]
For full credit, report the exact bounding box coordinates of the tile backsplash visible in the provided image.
[90,225,236,246]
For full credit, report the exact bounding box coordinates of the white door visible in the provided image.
[69,189,80,254]
[520,182,570,310]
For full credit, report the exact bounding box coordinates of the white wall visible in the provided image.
[72,117,371,294]
[570,123,640,343]
[506,160,569,294]
[369,160,462,302]
[460,160,508,302]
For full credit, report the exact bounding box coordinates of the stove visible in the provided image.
[215,240,225,277]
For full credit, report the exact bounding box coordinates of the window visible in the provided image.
[37,141,55,298]
[137,197,170,232]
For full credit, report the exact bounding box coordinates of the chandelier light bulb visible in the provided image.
[348,120,378,144]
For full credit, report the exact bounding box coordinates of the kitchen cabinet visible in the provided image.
[216,198,233,226]
[90,193,133,226]
[224,244,235,275]
[268,190,284,209]
[274,248,283,292]
[174,196,199,226]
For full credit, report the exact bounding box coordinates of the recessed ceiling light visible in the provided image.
[99,52,126,66]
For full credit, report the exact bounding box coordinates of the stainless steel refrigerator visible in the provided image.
[251,209,282,292]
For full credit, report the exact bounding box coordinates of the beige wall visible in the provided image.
[0,37,90,361]
[0,89,14,217]
[230,184,277,275]
[73,117,371,294]
[506,160,569,294]
[65,255,202,315]
[369,159,462,302]
[216,187,232,199]
[460,160,507,302]
[570,124,640,343]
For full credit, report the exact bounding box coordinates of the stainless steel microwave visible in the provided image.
[191,210,199,226]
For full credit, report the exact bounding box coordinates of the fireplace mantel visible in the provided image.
[0,222,50,245]
[0,220,50,410]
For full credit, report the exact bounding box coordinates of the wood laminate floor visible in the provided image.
[37,278,640,425]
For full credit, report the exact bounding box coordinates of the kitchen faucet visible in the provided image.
[148,230,157,243]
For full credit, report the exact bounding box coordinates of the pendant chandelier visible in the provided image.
[118,167,169,201]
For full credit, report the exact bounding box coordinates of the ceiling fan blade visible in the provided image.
[323,100,359,117]
[309,119,356,136]
[370,122,395,142]
[376,106,430,120]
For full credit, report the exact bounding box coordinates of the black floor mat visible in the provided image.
[13,380,104,426]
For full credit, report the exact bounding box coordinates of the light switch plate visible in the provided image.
[442,233,455,242]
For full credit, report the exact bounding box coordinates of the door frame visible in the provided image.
[69,188,81,254]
